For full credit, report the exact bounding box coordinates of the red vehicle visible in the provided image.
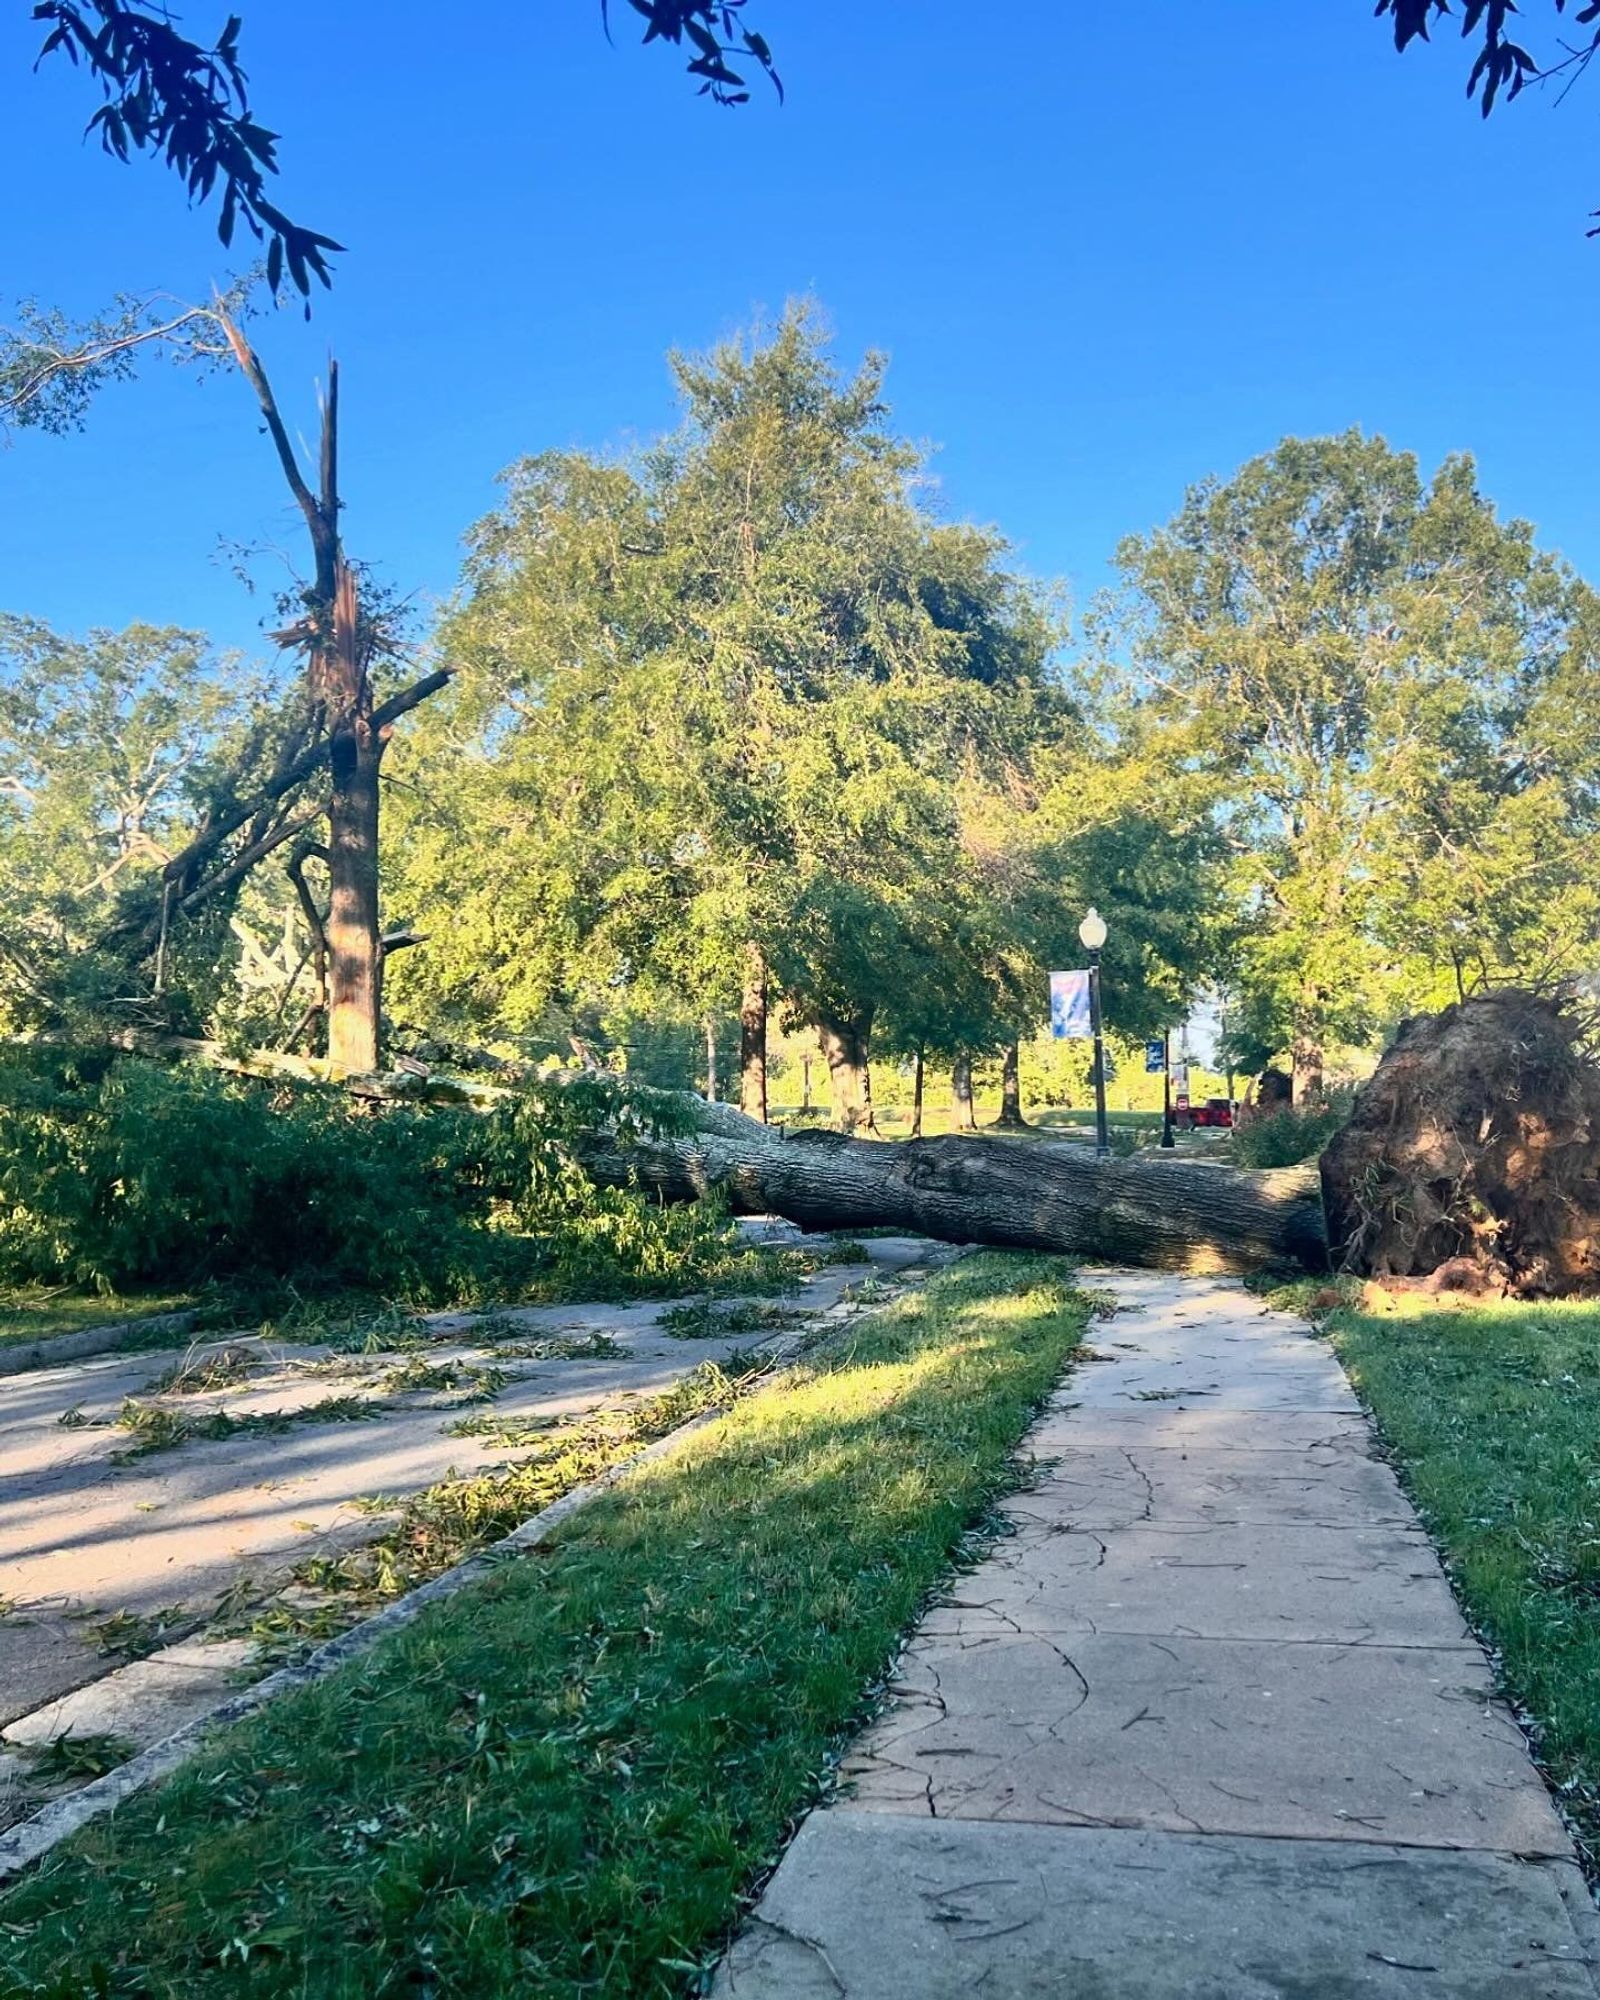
[1184,1097,1234,1129]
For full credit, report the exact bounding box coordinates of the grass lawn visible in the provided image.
[0,1288,196,1352]
[1035,1107,1166,1130]
[1308,1286,1600,1867]
[0,1252,1089,1999]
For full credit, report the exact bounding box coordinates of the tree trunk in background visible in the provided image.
[801,1054,813,1113]
[574,1102,1328,1279]
[818,1015,875,1133]
[952,1057,977,1131]
[996,1041,1027,1128]
[704,1017,719,1103]
[324,712,383,1075]
[910,1048,925,1138]
[1291,1028,1324,1105]
[740,946,768,1123]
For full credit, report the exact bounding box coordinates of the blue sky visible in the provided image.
[4,2,1598,660]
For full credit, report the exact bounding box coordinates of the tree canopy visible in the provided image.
[1109,429,1600,1093]
[0,614,304,1035]
[385,309,1213,1122]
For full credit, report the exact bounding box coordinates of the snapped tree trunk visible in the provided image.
[740,946,768,1123]
[911,1048,925,1139]
[995,1041,1027,1128]
[575,1102,1328,1279]
[951,1056,977,1132]
[216,327,443,1080]
[818,1014,876,1133]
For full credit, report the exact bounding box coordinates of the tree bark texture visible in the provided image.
[996,1041,1027,1128]
[740,946,768,1123]
[704,1017,719,1103]
[576,1103,1327,1278]
[951,1056,977,1131]
[324,710,383,1077]
[817,1014,875,1132]
[1292,997,1325,1104]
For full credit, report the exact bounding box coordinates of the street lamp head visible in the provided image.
[1079,907,1108,953]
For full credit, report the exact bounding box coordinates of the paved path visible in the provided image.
[715,1268,1600,1998]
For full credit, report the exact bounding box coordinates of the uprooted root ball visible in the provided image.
[1320,989,1600,1297]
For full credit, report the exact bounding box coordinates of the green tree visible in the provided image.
[1111,430,1600,1096]
[0,615,302,1034]
[388,308,1072,1127]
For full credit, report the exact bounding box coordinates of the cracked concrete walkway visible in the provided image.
[714,1267,1600,1998]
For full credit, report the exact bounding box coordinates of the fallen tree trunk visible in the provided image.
[577,1103,1328,1278]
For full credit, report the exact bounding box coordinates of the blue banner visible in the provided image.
[1145,1039,1165,1073]
[1049,969,1091,1040]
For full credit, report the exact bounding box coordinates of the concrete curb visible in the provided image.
[0,1263,940,1887]
[0,1398,722,1886]
[0,1312,200,1379]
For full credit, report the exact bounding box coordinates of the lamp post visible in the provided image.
[1080,907,1110,1160]
[1160,1026,1175,1149]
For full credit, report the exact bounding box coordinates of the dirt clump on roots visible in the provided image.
[1320,989,1600,1298]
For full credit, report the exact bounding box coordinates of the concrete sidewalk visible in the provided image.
[0,1235,941,1748]
[714,1268,1600,1998]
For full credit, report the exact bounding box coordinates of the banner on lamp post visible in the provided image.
[1049,969,1092,1040]
[1144,1039,1165,1073]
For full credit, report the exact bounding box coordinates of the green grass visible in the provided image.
[0,1289,195,1352]
[1323,1289,1600,1867]
[775,1102,1170,1141]
[0,1252,1088,1999]
[1034,1107,1167,1129]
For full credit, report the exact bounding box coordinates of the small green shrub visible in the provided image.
[0,1049,730,1305]
[1231,1098,1348,1168]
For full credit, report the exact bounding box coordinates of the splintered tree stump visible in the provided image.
[1320,989,1600,1297]
[575,1102,1328,1278]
